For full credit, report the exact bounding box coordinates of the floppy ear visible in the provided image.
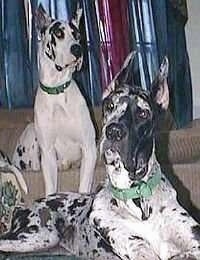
[150,56,169,110]
[71,2,83,28]
[35,4,52,33]
[103,51,136,99]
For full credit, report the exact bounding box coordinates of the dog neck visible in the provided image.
[38,45,75,87]
[107,152,162,220]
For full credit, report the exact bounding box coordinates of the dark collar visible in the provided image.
[39,80,71,95]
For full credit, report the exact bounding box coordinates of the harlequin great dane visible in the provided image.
[12,4,97,196]
[1,53,200,259]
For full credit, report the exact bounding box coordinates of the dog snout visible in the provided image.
[126,158,136,177]
[105,123,125,141]
[70,44,82,59]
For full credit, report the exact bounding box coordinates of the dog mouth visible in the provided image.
[55,57,82,72]
[104,148,148,181]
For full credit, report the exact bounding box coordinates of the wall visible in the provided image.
[185,0,200,119]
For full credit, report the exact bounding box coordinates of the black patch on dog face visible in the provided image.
[49,21,64,39]
[103,86,154,182]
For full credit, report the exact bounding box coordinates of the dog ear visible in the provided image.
[103,51,136,99]
[35,4,52,33]
[150,56,169,110]
[71,2,83,28]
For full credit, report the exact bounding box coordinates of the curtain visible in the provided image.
[152,0,192,128]
[97,0,130,90]
[0,0,36,108]
[0,0,193,127]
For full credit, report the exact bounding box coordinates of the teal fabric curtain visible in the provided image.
[152,0,192,128]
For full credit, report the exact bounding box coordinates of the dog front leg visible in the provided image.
[90,210,160,260]
[79,143,97,194]
[41,148,58,196]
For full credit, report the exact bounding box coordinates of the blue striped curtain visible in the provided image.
[0,0,102,108]
[0,0,37,108]
[0,0,193,127]
[128,0,192,128]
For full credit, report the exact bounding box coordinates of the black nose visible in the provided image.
[105,123,125,141]
[70,44,82,59]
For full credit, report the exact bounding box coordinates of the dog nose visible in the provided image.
[70,44,82,59]
[105,123,125,141]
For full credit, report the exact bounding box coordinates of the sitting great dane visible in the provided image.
[1,53,200,259]
[12,4,97,196]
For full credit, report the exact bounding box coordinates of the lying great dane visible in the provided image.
[1,53,200,259]
[12,4,97,196]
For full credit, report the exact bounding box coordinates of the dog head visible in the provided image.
[100,52,169,189]
[35,3,83,73]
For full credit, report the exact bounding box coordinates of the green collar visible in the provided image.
[40,81,71,95]
[111,168,161,201]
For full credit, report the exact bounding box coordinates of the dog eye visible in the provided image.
[54,28,64,39]
[106,101,115,112]
[137,108,149,120]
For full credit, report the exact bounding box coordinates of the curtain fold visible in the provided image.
[97,0,130,90]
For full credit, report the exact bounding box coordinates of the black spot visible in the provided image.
[1,208,32,240]
[94,231,99,238]
[17,146,23,157]
[55,218,65,236]
[161,177,166,182]
[93,217,101,226]
[28,160,32,168]
[67,198,88,215]
[70,217,75,223]
[51,35,56,46]
[129,235,144,241]
[92,249,99,257]
[49,21,61,34]
[85,235,89,245]
[19,160,26,170]
[97,238,113,253]
[192,225,200,240]
[180,212,189,217]
[46,198,64,211]
[110,198,118,207]
[35,197,45,203]
[159,206,166,213]
[27,225,39,233]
